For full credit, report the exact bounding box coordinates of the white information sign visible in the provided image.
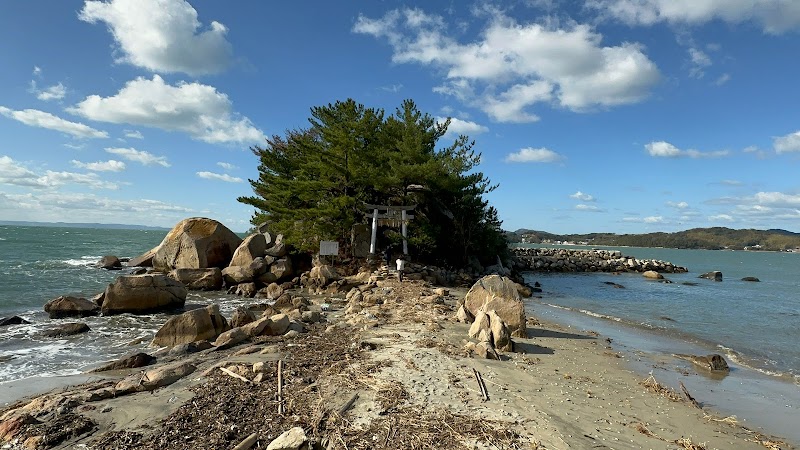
[319,240,339,256]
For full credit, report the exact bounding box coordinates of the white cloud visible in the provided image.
[124,129,144,139]
[714,73,731,86]
[0,106,108,139]
[666,201,689,209]
[688,48,711,78]
[587,0,800,34]
[216,162,237,171]
[643,215,664,223]
[69,75,264,144]
[71,159,126,172]
[105,147,170,167]
[709,214,735,222]
[196,171,243,183]
[575,204,604,212]
[774,130,800,153]
[380,84,404,93]
[438,117,489,137]
[570,191,595,202]
[34,82,67,101]
[32,66,42,76]
[0,155,117,189]
[645,141,729,158]
[505,147,564,163]
[354,9,660,122]
[79,0,232,75]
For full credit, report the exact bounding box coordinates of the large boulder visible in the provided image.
[152,304,229,348]
[42,322,90,337]
[642,270,664,280]
[169,268,223,290]
[0,316,30,327]
[43,296,99,319]
[699,271,723,282]
[102,274,187,315]
[308,264,339,287]
[270,258,294,281]
[230,234,267,267]
[464,275,526,338]
[115,361,196,394]
[128,247,157,267]
[89,353,156,372]
[152,218,243,271]
[96,255,122,270]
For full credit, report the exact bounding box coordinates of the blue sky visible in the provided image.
[1,0,800,234]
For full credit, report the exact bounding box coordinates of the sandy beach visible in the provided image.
[0,275,793,450]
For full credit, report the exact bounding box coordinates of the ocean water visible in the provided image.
[0,225,256,383]
[519,245,800,384]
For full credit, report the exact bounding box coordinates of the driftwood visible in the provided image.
[277,360,284,415]
[679,381,701,408]
[231,432,259,450]
[338,393,359,417]
[472,368,489,401]
[219,367,251,384]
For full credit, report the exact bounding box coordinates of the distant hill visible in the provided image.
[506,227,800,251]
[0,220,169,231]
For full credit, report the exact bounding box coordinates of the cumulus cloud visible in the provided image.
[71,159,126,172]
[709,214,735,222]
[622,215,665,223]
[196,171,243,183]
[216,162,237,171]
[505,147,564,163]
[645,141,729,158]
[0,106,108,139]
[438,117,489,137]
[0,155,117,189]
[354,8,660,122]
[105,147,170,167]
[587,0,800,34]
[32,82,67,101]
[774,130,800,153]
[79,0,232,75]
[68,75,264,144]
[570,191,595,202]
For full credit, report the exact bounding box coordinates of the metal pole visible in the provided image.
[369,208,378,254]
[401,210,408,255]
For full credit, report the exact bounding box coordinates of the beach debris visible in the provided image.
[89,352,156,372]
[277,360,284,414]
[473,368,489,401]
[220,367,252,384]
[679,381,702,408]
[698,271,723,282]
[232,432,260,450]
[42,322,90,337]
[641,374,683,402]
[43,295,100,319]
[152,304,230,348]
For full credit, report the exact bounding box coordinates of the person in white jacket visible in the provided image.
[395,255,405,282]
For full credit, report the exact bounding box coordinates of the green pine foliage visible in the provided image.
[238,99,507,266]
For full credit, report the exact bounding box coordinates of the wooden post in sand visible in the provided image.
[277,360,284,414]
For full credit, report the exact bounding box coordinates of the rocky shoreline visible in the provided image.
[511,247,689,273]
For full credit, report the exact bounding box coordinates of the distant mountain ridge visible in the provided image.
[0,220,170,231]
[506,227,800,251]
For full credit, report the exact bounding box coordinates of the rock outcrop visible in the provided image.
[169,268,223,290]
[42,322,90,337]
[229,233,269,267]
[152,217,242,271]
[152,304,229,348]
[96,255,122,270]
[464,275,526,338]
[512,248,687,274]
[101,274,187,315]
[699,271,723,282]
[43,296,100,319]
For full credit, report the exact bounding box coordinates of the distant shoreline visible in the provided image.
[0,220,170,231]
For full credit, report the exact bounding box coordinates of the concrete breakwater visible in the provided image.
[511,247,688,273]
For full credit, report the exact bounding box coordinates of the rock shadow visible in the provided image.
[514,342,555,355]
[526,329,596,340]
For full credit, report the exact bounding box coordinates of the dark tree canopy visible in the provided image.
[238,99,507,266]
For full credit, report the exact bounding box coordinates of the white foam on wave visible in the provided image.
[61,256,100,267]
[578,309,622,322]
[716,344,789,379]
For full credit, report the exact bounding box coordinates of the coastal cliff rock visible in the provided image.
[152,304,229,348]
[229,233,270,267]
[129,247,157,267]
[43,296,99,319]
[101,274,187,315]
[464,275,526,338]
[152,217,243,271]
[169,268,223,290]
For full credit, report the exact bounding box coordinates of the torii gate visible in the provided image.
[364,204,416,255]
